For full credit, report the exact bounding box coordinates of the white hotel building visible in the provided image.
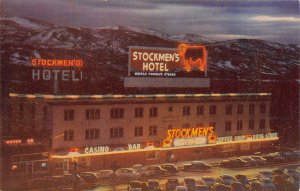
[8,92,278,174]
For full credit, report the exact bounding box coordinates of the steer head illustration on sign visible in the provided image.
[178,44,207,72]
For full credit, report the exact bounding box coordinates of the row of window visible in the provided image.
[63,103,267,121]
[63,119,266,141]
[63,126,158,141]
[225,119,266,131]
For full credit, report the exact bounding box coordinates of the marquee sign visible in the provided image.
[31,59,84,81]
[128,44,207,78]
[163,127,215,147]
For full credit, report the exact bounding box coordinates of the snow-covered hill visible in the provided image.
[1,16,299,90]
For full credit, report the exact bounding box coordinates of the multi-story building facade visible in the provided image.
[7,92,278,174]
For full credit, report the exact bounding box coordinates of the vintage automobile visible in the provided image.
[165,178,180,191]
[182,161,211,171]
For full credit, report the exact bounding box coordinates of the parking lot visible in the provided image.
[24,150,300,191]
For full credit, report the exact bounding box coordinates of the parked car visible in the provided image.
[63,174,87,186]
[79,172,99,184]
[140,165,167,177]
[175,185,188,191]
[249,181,263,191]
[116,168,141,180]
[273,174,294,191]
[284,168,300,179]
[183,161,211,171]
[249,156,268,166]
[184,178,197,191]
[97,170,114,179]
[211,183,230,191]
[259,178,276,191]
[230,182,246,191]
[128,181,143,191]
[165,178,180,191]
[235,174,250,189]
[148,179,163,191]
[161,164,179,174]
[257,171,273,180]
[220,159,249,168]
[217,175,238,185]
[240,157,257,167]
[131,164,144,172]
[195,185,210,191]
[263,152,286,163]
[202,176,216,187]
[272,168,285,176]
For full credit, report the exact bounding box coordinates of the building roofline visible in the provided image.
[9,92,271,100]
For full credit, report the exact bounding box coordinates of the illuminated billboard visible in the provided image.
[124,44,210,88]
[128,44,207,78]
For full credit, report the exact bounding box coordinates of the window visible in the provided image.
[237,120,243,131]
[182,123,190,128]
[249,104,255,115]
[135,107,144,118]
[183,106,191,116]
[260,103,266,114]
[225,104,232,115]
[149,107,158,117]
[43,106,47,120]
[85,129,100,140]
[209,105,217,115]
[110,128,124,138]
[237,104,243,115]
[225,121,231,131]
[168,106,173,112]
[86,109,100,120]
[249,119,255,130]
[110,108,124,119]
[149,126,157,136]
[134,126,143,137]
[64,110,74,121]
[259,119,266,129]
[197,105,204,115]
[168,125,173,130]
[64,130,74,141]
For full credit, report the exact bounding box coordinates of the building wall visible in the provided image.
[50,96,271,151]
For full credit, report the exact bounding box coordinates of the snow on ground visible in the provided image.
[0,17,49,31]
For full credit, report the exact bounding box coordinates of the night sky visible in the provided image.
[1,0,299,44]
